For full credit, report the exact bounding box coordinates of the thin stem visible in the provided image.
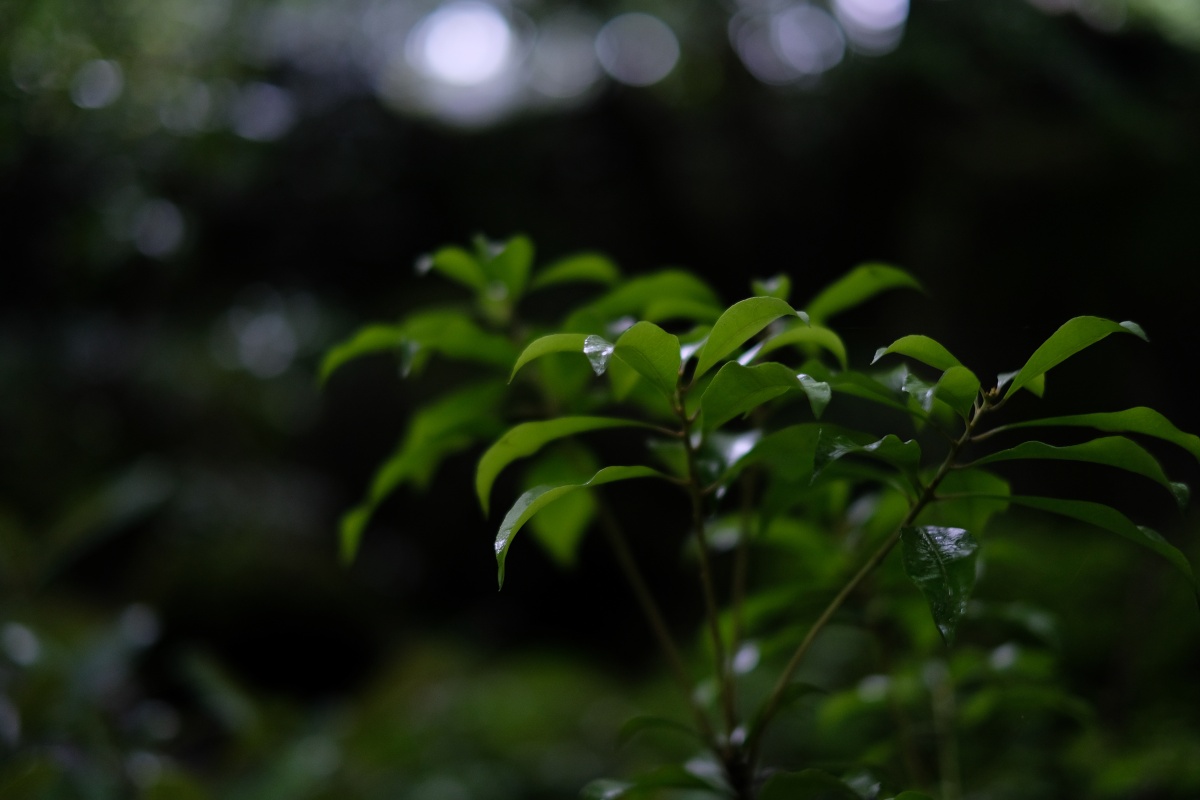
[677,397,738,743]
[596,502,718,747]
[745,402,989,769]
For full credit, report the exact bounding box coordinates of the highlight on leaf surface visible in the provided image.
[495,465,671,587]
[901,526,979,645]
[476,416,655,514]
[508,333,589,382]
[693,296,800,380]
[1003,316,1148,400]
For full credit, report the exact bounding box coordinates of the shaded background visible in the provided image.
[2,0,1200,796]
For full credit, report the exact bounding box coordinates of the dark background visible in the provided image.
[2,0,1199,796]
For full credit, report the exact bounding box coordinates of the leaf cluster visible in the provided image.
[323,235,1197,799]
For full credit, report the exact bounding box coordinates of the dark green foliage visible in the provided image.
[325,235,1197,798]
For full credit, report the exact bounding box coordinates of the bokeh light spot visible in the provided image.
[407,1,514,86]
[834,0,908,53]
[70,59,124,109]
[231,82,296,142]
[132,199,184,258]
[595,13,680,87]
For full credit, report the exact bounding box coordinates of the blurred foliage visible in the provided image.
[3,0,1200,797]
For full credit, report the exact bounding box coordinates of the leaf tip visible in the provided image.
[1120,320,1149,342]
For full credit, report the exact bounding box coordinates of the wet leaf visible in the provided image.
[873,334,962,371]
[613,321,681,398]
[997,406,1200,464]
[1003,317,1148,399]
[509,333,589,382]
[694,297,800,380]
[804,263,922,325]
[529,252,620,289]
[970,436,1185,506]
[816,431,922,488]
[901,526,979,644]
[496,466,671,587]
[476,416,653,514]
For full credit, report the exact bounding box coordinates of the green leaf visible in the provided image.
[524,445,598,568]
[873,334,962,372]
[936,365,982,419]
[484,234,534,300]
[400,311,520,373]
[565,270,720,331]
[901,526,980,645]
[693,297,799,380]
[970,437,1185,506]
[804,263,922,325]
[700,362,805,430]
[529,252,620,290]
[496,466,671,587]
[617,716,704,746]
[1003,317,1148,399]
[340,382,508,564]
[1005,495,1197,595]
[918,468,1010,534]
[752,274,791,301]
[798,374,832,418]
[417,245,487,291]
[758,769,861,800]
[476,416,654,514]
[754,323,848,369]
[509,333,589,382]
[997,406,1200,465]
[613,321,682,398]
[319,324,404,384]
[816,431,922,489]
[642,297,724,324]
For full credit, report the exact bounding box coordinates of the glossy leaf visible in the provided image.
[873,334,962,371]
[319,324,403,384]
[693,297,800,380]
[758,769,861,800]
[613,321,682,398]
[496,466,671,587]
[416,245,487,291]
[804,263,922,325]
[998,406,1200,464]
[700,362,806,430]
[508,333,589,382]
[476,416,653,514]
[484,233,533,299]
[970,437,1185,506]
[901,526,979,644]
[1005,495,1197,595]
[753,323,848,369]
[1003,317,1148,399]
[816,431,922,487]
[529,252,619,289]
